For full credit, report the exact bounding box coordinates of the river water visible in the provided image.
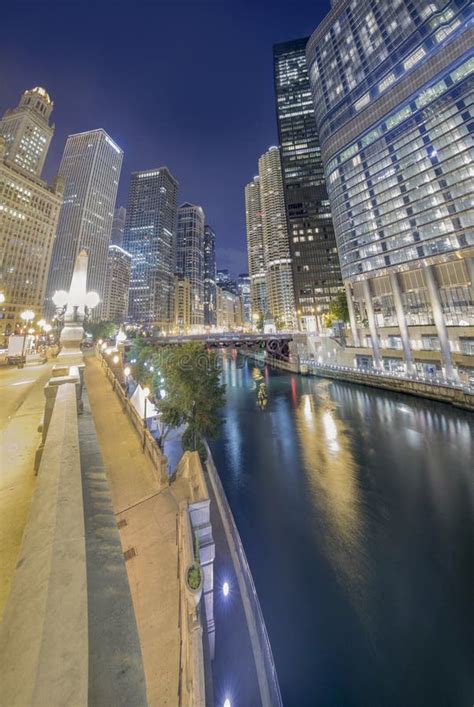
[209,354,473,707]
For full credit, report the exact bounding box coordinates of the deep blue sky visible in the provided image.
[1,0,330,276]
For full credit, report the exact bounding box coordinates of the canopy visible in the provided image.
[129,384,158,419]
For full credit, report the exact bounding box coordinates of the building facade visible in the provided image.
[274,39,343,332]
[216,269,238,295]
[111,205,126,247]
[258,146,297,329]
[173,275,192,332]
[103,245,131,322]
[0,87,54,178]
[307,0,473,380]
[46,129,123,317]
[176,203,205,329]
[238,273,252,325]
[123,167,178,328]
[204,224,217,326]
[216,285,244,331]
[0,136,63,340]
[245,175,268,324]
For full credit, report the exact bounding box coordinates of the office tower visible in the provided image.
[176,203,205,328]
[216,269,238,295]
[124,167,178,328]
[46,129,123,316]
[204,225,217,326]
[0,136,63,340]
[0,87,54,177]
[111,206,126,247]
[245,176,268,323]
[103,245,131,322]
[306,0,472,380]
[274,39,343,332]
[237,273,252,324]
[216,285,244,331]
[258,146,297,329]
[174,275,192,332]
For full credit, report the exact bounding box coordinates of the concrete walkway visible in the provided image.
[85,356,181,706]
[0,362,53,617]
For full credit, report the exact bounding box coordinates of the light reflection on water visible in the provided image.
[212,355,474,706]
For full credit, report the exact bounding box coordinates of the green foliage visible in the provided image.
[157,342,225,456]
[187,565,202,591]
[127,336,155,386]
[84,320,117,341]
[323,292,350,328]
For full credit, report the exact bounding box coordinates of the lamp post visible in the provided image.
[19,310,35,367]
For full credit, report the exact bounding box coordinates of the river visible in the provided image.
[209,354,474,707]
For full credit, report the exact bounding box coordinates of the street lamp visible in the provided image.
[19,310,35,366]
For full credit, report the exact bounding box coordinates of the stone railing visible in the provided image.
[303,362,474,411]
[0,383,88,706]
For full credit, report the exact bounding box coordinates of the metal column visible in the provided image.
[389,272,414,373]
[345,282,360,347]
[424,265,455,380]
[362,279,381,368]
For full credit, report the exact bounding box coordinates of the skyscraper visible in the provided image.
[0,130,63,339]
[245,175,268,323]
[103,245,131,322]
[176,203,205,328]
[46,129,123,316]
[307,0,473,380]
[216,269,238,295]
[0,87,54,177]
[124,168,178,328]
[203,224,217,326]
[258,146,296,329]
[111,205,126,247]
[274,39,343,332]
[238,273,252,325]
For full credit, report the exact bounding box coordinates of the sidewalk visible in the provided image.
[0,363,53,618]
[85,355,181,706]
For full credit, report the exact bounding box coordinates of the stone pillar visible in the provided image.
[389,272,414,373]
[362,279,381,368]
[345,282,360,347]
[424,264,455,380]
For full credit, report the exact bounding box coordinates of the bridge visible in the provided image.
[149,332,294,361]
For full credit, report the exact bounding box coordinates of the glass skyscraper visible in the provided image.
[176,203,205,328]
[307,0,473,380]
[245,175,268,323]
[203,224,217,326]
[46,129,123,317]
[124,167,178,328]
[274,39,343,332]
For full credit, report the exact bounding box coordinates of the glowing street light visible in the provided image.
[124,366,131,377]
[224,699,231,707]
[37,319,46,329]
[222,581,229,597]
[0,292,5,304]
[113,355,119,364]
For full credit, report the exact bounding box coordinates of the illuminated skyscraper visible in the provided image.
[258,146,296,329]
[0,87,54,178]
[103,245,131,322]
[124,167,178,327]
[111,205,126,247]
[238,273,252,325]
[245,175,268,323]
[176,203,205,328]
[204,224,217,326]
[46,129,123,315]
[274,39,343,332]
[307,0,473,380]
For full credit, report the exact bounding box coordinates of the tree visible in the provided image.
[127,336,155,386]
[84,320,118,341]
[323,292,349,328]
[156,342,225,461]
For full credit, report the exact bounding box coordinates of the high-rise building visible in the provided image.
[103,245,131,322]
[258,146,297,329]
[274,39,343,332]
[238,273,252,325]
[0,135,63,340]
[0,87,54,178]
[216,269,238,295]
[245,176,268,323]
[173,275,192,332]
[111,205,126,247]
[216,285,244,331]
[46,129,123,317]
[204,224,217,326]
[176,203,205,328]
[306,0,473,380]
[123,168,178,328]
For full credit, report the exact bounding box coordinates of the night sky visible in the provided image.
[1,0,330,276]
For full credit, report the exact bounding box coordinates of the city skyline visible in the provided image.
[1,0,332,277]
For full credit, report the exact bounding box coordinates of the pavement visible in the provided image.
[85,355,182,706]
[0,362,53,618]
